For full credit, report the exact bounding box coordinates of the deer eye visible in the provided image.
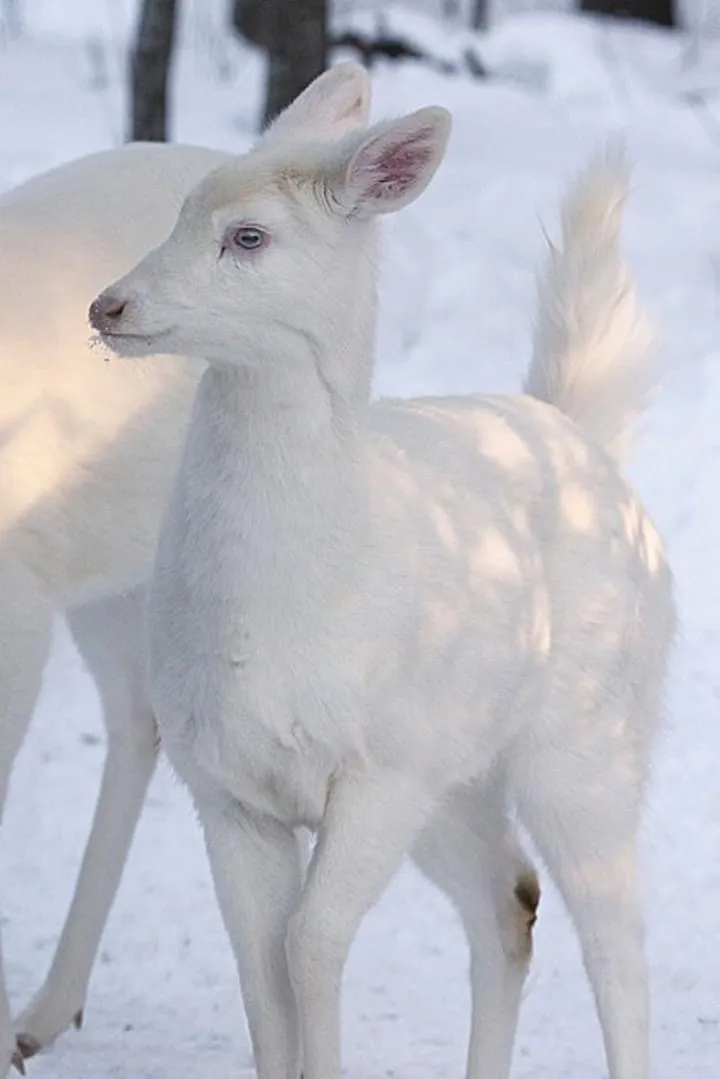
[222,225,268,254]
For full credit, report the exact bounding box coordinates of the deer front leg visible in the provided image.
[286,772,433,1079]
[199,796,304,1079]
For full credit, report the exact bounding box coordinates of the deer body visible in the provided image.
[93,82,674,1079]
[156,376,664,830]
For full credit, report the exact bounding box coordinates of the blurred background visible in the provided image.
[0,2,715,163]
[2,4,719,1079]
[2,0,717,381]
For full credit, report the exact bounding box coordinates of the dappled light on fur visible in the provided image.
[559,481,598,534]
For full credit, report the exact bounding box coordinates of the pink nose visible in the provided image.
[89,292,127,334]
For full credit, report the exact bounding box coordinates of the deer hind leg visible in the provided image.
[0,563,54,1076]
[15,588,158,1058]
[411,776,538,1079]
[511,720,651,1079]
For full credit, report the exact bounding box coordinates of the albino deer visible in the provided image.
[0,63,371,1076]
[90,91,675,1079]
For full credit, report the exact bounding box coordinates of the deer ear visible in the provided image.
[332,107,452,217]
[264,63,371,140]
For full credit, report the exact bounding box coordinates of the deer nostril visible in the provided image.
[89,293,127,333]
[103,296,126,320]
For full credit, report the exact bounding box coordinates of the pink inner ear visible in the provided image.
[363,130,435,199]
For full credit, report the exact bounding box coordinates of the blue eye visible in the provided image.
[225,226,267,253]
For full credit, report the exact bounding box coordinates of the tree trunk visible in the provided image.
[471,0,488,31]
[2,0,23,38]
[263,0,328,128]
[579,0,675,27]
[129,0,179,142]
[232,0,271,49]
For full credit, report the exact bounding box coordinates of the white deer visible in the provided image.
[0,64,371,1076]
[90,92,675,1079]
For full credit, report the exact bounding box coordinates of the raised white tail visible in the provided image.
[524,145,655,461]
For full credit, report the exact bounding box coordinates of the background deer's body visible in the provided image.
[93,83,675,1079]
[0,142,227,603]
[0,141,228,1073]
[0,65,375,1074]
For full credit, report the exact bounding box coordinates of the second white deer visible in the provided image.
[91,103,675,1079]
[0,63,371,1076]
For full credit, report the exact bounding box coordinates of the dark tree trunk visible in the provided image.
[579,0,675,27]
[263,0,328,128]
[130,0,179,142]
[2,0,23,38]
[232,0,272,49]
[471,0,489,31]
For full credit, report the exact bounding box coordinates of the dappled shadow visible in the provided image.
[346,390,674,793]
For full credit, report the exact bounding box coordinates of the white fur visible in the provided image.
[0,62,372,1076]
[95,101,675,1079]
[524,143,655,461]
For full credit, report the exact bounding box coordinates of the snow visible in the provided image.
[1,5,719,1078]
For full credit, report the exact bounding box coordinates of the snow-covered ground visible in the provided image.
[1,5,719,1078]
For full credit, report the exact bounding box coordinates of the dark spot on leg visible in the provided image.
[15,1034,41,1061]
[514,869,541,927]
